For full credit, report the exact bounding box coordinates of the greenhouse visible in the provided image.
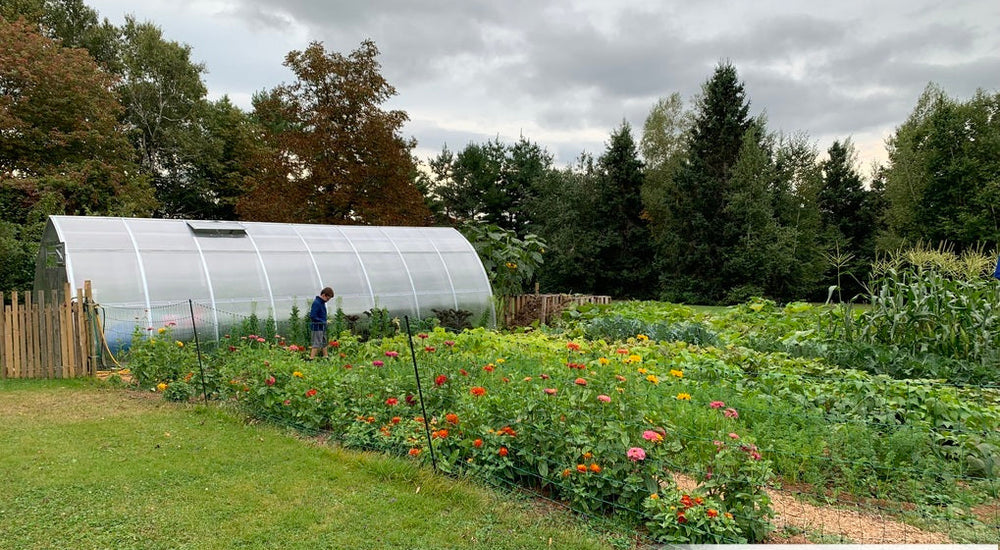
[34,216,495,347]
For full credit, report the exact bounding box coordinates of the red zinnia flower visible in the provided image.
[498,447,508,457]
[265,375,275,386]
[574,378,587,386]
[470,386,486,397]
[435,375,448,386]
[707,508,718,518]
[305,388,317,398]
[386,397,399,406]
[459,369,469,376]
[445,413,459,425]
[473,438,483,448]
[418,333,429,339]
[409,448,421,456]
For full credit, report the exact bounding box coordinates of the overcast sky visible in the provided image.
[85,0,1000,174]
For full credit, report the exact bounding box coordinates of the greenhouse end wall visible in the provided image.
[34,216,496,347]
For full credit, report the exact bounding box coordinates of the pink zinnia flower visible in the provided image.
[444,340,455,347]
[385,350,399,357]
[627,447,646,461]
[373,360,384,367]
[574,378,587,386]
[642,430,663,442]
[544,388,558,395]
[724,407,739,418]
[728,432,740,439]
[709,401,725,409]
[597,394,611,403]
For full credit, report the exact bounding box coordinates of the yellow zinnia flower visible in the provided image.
[670,369,684,378]
[646,375,659,385]
[676,392,691,400]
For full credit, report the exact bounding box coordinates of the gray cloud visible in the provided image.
[87,0,1000,169]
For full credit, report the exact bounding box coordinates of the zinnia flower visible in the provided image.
[435,375,448,386]
[642,430,663,442]
[372,360,384,367]
[709,401,725,409]
[724,407,739,418]
[669,369,684,378]
[444,340,455,347]
[470,386,486,397]
[445,413,459,425]
[566,341,581,351]
[498,447,508,457]
[386,397,399,406]
[384,350,399,357]
[305,388,317,398]
[627,447,646,461]
[574,378,587,386]
[646,374,659,385]
[473,438,483,448]
[707,508,718,518]
[418,333,428,339]
[265,375,275,386]
[728,432,740,439]
[156,382,168,392]
[598,357,610,365]
[424,346,436,353]
[409,448,421,456]
[589,463,601,473]
[636,334,649,341]
[544,388,557,395]
[597,394,611,403]
[483,364,494,372]
[576,464,587,473]
[676,392,691,400]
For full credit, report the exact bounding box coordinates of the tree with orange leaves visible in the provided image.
[240,40,432,226]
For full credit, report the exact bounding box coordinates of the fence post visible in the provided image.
[12,291,22,378]
[0,291,5,379]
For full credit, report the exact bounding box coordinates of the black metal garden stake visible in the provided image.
[189,299,209,403]
[405,315,437,470]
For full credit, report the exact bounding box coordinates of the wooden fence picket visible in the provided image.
[0,283,96,379]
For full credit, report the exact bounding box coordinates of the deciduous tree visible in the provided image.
[241,40,432,226]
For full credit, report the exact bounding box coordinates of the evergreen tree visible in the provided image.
[658,62,754,303]
[591,122,654,298]
[818,139,877,298]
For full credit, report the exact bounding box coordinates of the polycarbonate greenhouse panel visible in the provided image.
[34,216,495,347]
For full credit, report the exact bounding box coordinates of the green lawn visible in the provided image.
[0,379,622,549]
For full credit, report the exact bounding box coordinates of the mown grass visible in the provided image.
[0,379,620,550]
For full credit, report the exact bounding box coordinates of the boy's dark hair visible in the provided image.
[321,287,334,298]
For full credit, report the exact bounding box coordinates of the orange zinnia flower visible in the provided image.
[470,386,486,397]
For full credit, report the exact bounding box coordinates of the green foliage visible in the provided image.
[424,137,555,236]
[827,245,1000,373]
[882,84,1000,249]
[460,222,546,297]
[432,308,473,331]
[124,325,198,389]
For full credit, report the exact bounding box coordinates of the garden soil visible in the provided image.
[671,473,951,544]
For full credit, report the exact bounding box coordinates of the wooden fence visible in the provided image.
[1,282,96,379]
[504,293,612,326]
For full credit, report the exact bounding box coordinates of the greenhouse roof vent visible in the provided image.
[185,220,247,237]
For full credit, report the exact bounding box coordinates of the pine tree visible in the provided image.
[593,122,654,298]
[658,62,753,303]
